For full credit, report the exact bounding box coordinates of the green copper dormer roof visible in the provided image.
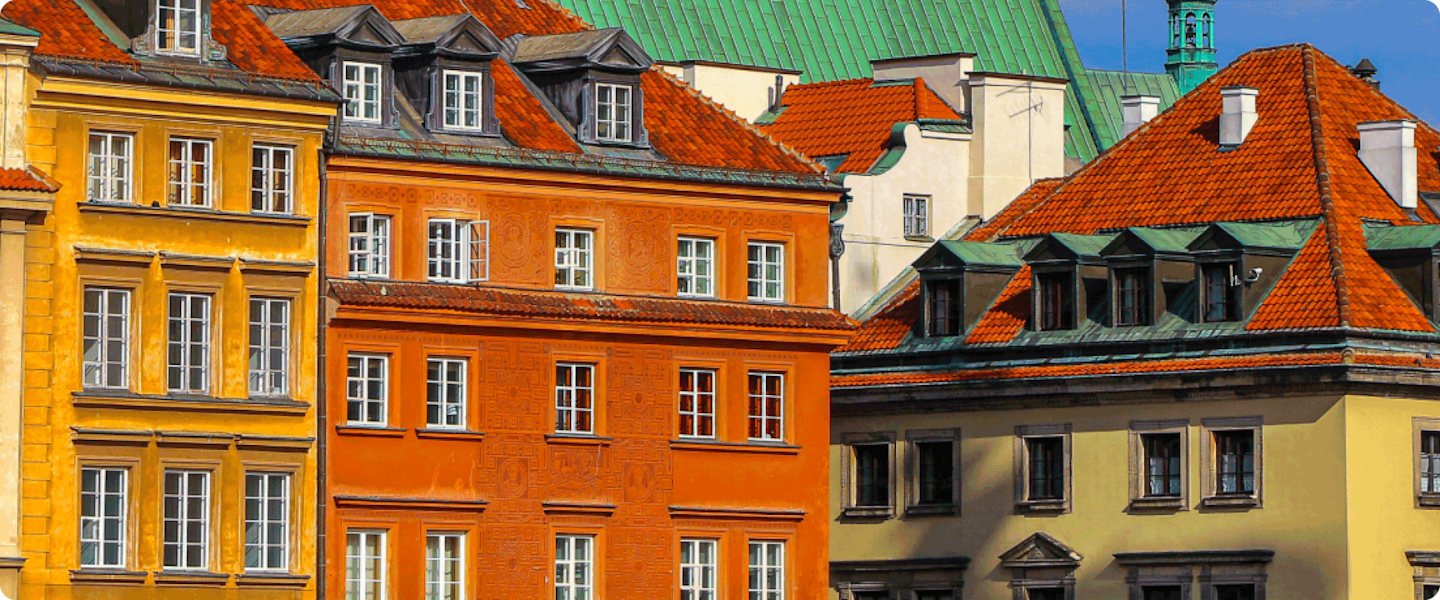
[0,16,39,38]
[1025,232,1118,262]
[916,240,1025,271]
[1190,220,1318,252]
[1365,223,1440,251]
[1102,226,1207,256]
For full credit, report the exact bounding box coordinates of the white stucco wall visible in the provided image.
[662,62,802,122]
[967,74,1068,219]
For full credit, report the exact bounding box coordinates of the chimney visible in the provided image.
[1219,86,1259,148]
[1120,95,1160,138]
[1357,120,1418,209]
[1350,58,1380,90]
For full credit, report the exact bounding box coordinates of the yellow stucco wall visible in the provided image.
[831,394,1358,598]
[20,73,333,600]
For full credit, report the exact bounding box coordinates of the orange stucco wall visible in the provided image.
[323,158,840,600]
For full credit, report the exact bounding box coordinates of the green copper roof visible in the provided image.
[0,16,39,37]
[1049,232,1116,257]
[1080,70,1182,149]
[937,240,1025,268]
[551,0,1180,162]
[1365,223,1440,251]
[1211,220,1316,251]
[1119,226,1206,254]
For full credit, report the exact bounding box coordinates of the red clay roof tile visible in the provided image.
[0,166,59,193]
[832,352,1348,388]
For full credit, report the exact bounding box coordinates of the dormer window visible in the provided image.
[1201,262,1240,322]
[342,62,384,124]
[925,278,961,337]
[1037,271,1074,331]
[156,0,202,56]
[1114,267,1151,326]
[595,83,633,143]
[442,71,485,132]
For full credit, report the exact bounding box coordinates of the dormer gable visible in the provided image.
[264,6,405,129]
[390,15,503,136]
[1366,223,1440,324]
[1024,233,1115,331]
[109,0,228,62]
[1188,220,1314,323]
[508,28,654,74]
[1024,232,1112,266]
[1100,227,1198,261]
[263,5,404,51]
[507,28,654,148]
[912,241,1022,338]
[392,15,501,60]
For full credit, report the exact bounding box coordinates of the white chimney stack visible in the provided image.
[1357,119,1418,209]
[1121,95,1160,138]
[1220,87,1259,147]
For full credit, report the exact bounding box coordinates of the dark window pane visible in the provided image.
[1422,431,1440,494]
[1204,263,1239,322]
[914,591,953,600]
[1143,586,1182,600]
[927,279,961,336]
[1038,272,1074,330]
[1028,589,1065,600]
[853,444,889,507]
[1215,430,1256,495]
[1027,437,1065,500]
[1214,584,1255,600]
[1143,433,1183,497]
[1116,268,1151,326]
[916,441,954,505]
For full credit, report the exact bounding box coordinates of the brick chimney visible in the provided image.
[1219,86,1258,148]
[1357,120,1418,209]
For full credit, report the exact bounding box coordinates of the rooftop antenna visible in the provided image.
[1121,0,1134,95]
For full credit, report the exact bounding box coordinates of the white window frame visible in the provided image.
[679,538,717,600]
[248,297,290,398]
[747,372,784,442]
[79,467,127,569]
[555,363,595,435]
[162,470,210,570]
[244,472,290,572]
[442,70,485,132]
[747,242,785,303]
[155,0,201,57]
[251,144,295,215]
[426,357,468,430]
[425,532,465,600]
[167,137,213,208]
[677,237,715,298]
[428,219,490,283]
[83,287,130,390]
[346,354,389,427]
[748,541,785,600]
[678,368,716,439]
[903,194,930,238]
[595,82,632,142]
[346,530,387,600]
[348,213,392,279]
[166,292,211,394]
[554,535,594,600]
[554,228,594,291]
[87,131,133,203]
[342,62,384,124]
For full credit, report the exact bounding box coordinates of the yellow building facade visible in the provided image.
[0,1,340,598]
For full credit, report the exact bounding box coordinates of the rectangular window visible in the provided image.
[747,541,784,600]
[852,444,890,507]
[926,279,961,337]
[426,358,467,429]
[915,441,955,506]
[852,593,888,600]
[1037,272,1074,331]
[1143,433,1183,498]
[1027,590,1064,600]
[425,533,465,600]
[167,137,213,207]
[1115,268,1151,326]
[678,369,715,438]
[747,372,784,442]
[79,467,127,568]
[162,470,210,570]
[251,145,295,214]
[244,473,289,572]
[747,242,785,303]
[1423,431,1440,494]
[166,293,211,394]
[156,0,200,56]
[1203,263,1239,322]
[1425,585,1439,600]
[348,213,392,279]
[915,592,954,600]
[1026,437,1065,501]
[248,298,290,398]
[87,132,133,203]
[346,354,388,426]
[1214,584,1255,600]
[427,219,489,283]
[554,228,594,290]
[346,530,387,600]
[903,194,930,238]
[1215,430,1256,495]
[443,71,484,131]
[343,62,384,124]
[1143,587,1183,600]
[595,83,632,142]
[83,288,130,389]
[679,539,716,600]
[677,237,715,297]
[555,535,594,600]
[555,363,595,434]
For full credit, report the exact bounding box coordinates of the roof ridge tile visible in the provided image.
[1301,45,1352,328]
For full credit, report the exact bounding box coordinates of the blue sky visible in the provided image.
[1058,0,1440,125]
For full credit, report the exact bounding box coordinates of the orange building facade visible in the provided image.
[251,2,853,600]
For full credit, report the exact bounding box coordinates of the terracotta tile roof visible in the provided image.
[210,0,322,82]
[331,280,857,332]
[832,352,1347,388]
[758,78,964,173]
[964,266,1031,345]
[835,281,921,353]
[489,61,583,154]
[2,0,135,65]
[842,44,1440,352]
[0,166,58,193]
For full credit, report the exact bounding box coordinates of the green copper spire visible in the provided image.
[1165,0,1218,94]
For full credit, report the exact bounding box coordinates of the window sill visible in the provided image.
[545,433,613,447]
[69,569,148,584]
[841,506,895,519]
[670,439,801,455]
[1200,494,1259,509]
[72,390,309,416]
[1418,493,1440,508]
[78,202,310,227]
[1015,499,1068,514]
[236,572,310,588]
[153,571,229,586]
[746,298,787,306]
[903,235,934,243]
[415,429,485,441]
[335,425,406,438]
[1129,496,1187,512]
[905,503,958,517]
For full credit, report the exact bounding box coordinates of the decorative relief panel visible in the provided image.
[481,342,548,432]
[607,348,672,437]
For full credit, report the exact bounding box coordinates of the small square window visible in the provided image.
[442,70,485,132]
[348,214,392,279]
[595,83,632,142]
[903,194,930,238]
[342,62,384,124]
[1036,271,1074,331]
[677,237,715,297]
[429,219,490,283]
[555,228,594,290]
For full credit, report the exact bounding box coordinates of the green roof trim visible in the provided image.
[0,16,38,37]
[1365,223,1440,251]
[1049,232,1116,257]
[937,240,1025,267]
[1124,226,1206,253]
[1211,220,1318,251]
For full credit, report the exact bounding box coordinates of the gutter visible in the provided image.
[314,111,336,600]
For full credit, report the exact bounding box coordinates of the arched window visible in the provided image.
[1202,13,1213,48]
[1172,15,1182,46]
[1185,12,1197,47]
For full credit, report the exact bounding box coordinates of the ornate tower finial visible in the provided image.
[1164,0,1218,95]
